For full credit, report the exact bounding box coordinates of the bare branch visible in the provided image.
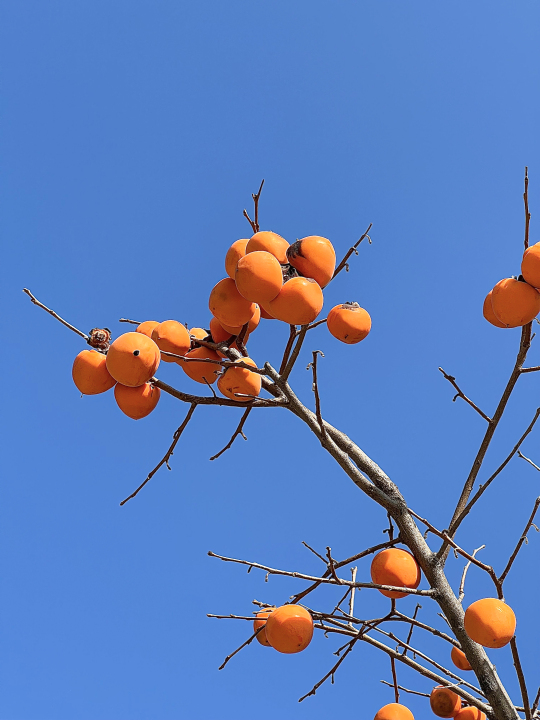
[524,166,531,250]
[218,627,263,671]
[279,325,297,374]
[209,408,252,461]
[252,179,264,233]
[439,367,492,423]
[119,318,141,325]
[531,687,540,717]
[302,541,327,564]
[280,325,308,381]
[521,366,540,374]
[518,450,540,472]
[498,497,540,585]
[390,656,400,703]
[459,546,486,603]
[402,603,422,656]
[298,639,357,702]
[154,377,284,408]
[380,681,429,698]
[333,223,373,279]
[510,636,531,720]
[23,288,89,341]
[308,351,327,441]
[348,567,358,627]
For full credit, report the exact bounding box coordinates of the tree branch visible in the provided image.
[439,367,492,423]
[23,288,89,341]
[298,638,357,702]
[209,408,252,461]
[332,223,373,279]
[498,497,540,585]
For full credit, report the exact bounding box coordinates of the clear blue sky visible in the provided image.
[2,2,540,719]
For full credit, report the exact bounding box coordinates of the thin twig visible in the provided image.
[510,636,531,720]
[498,497,540,585]
[390,656,399,703]
[280,325,308,381]
[279,325,297,374]
[517,450,540,472]
[402,604,421,656]
[23,288,89,340]
[302,541,327,564]
[218,627,263,671]
[326,547,343,584]
[531,687,540,716]
[439,367,492,423]
[348,567,358,627]
[210,408,252,461]
[332,223,373,279]
[298,639,357,702]
[458,545,486,603]
[243,179,264,234]
[120,403,197,505]
[524,166,530,250]
[308,351,326,441]
[521,366,540,374]
[380,681,429,698]
[119,318,141,325]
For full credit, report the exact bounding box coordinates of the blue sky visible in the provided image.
[2,2,540,718]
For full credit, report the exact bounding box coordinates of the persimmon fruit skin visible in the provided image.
[286,235,336,288]
[235,251,283,303]
[327,302,371,343]
[450,647,472,671]
[209,278,257,328]
[246,230,289,264]
[217,357,261,402]
[259,306,275,320]
[106,332,160,388]
[264,604,313,654]
[114,382,160,419]
[374,703,415,720]
[225,238,249,279]
[189,327,208,341]
[370,548,421,599]
[455,708,486,720]
[253,608,275,647]
[220,305,260,336]
[464,598,516,648]
[72,350,117,395]
[151,321,191,362]
[430,687,462,718]
[482,291,507,328]
[266,277,324,325]
[521,242,540,288]
[490,278,540,327]
[136,320,160,338]
[180,346,220,385]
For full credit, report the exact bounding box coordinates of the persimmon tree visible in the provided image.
[24,171,540,720]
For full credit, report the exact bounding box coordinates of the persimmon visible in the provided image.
[464,598,516,648]
[220,305,260,335]
[72,350,116,395]
[521,241,540,288]
[370,548,421,599]
[246,230,289,264]
[490,278,540,327]
[286,235,336,288]
[151,321,191,362]
[209,278,257,328]
[454,708,486,720]
[189,327,208,341]
[136,320,160,338]
[264,604,313,654]
[114,382,160,420]
[225,238,249,279]
[217,357,261,401]
[482,291,506,328]
[265,277,324,325]
[106,332,160,387]
[180,346,220,385]
[327,302,371,343]
[260,306,275,320]
[235,251,283,303]
[374,703,415,720]
[253,607,275,647]
[450,647,472,672]
[209,316,234,344]
[430,687,462,718]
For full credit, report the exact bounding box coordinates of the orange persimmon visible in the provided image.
[374,703,415,720]
[217,357,261,401]
[450,647,472,671]
[464,598,516,648]
[260,306,275,320]
[235,251,283,303]
[220,305,260,335]
[327,302,371,343]
[180,346,220,385]
[521,242,540,288]
[106,332,160,387]
[454,708,486,720]
[430,687,462,718]
[246,230,289,264]
[264,605,313,654]
[189,327,208,341]
[151,321,191,362]
[286,235,336,288]
[370,548,421,599]
[265,277,323,325]
[114,382,160,420]
[482,291,506,328]
[225,238,249,279]
[490,278,540,327]
[209,278,257,328]
[72,350,116,395]
[136,320,160,338]
[253,607,275,647]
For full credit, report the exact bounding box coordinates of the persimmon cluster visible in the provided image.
[483,241,540,327]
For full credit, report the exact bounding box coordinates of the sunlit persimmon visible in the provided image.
[264,604,313,654]
[209,316,234,344]
[235,251,283,303]
[106,332,160,387]
[72,350,116,395]
[374,703,415,720]
[266,277,324,325]
[482,291,506,328]
[189,327,208,341]
[490,278,540,327]
[327,302,371,343]
[114,382,160,420]
[225,238,249,279]
[454,708,486,720]
[450,647,472,671]
[220,305,260,335]
[260,306,275,320]
[464,598,516,648]
[287,236,336,288]
[253,607,275,647]
[151,321,191,362]
[246,230,289,264]
[209,278,257,328]
[370,548,421,599]
[521,242,540,288]
[430,687,462,718]
[136,320,160,338]
[180,346,220,385]
[217,357,261,401]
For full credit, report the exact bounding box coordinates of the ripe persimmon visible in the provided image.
[217,357,261,401]
[464,598,516,648]
[374,703,415,720]
[106,332,160,387]
[253,607,275,647]
[521,242,540,288]
[189,327,208,341]
[235,251,283,303]
[327,302,371,343]
[260,306,275,320]
[225,238,249,279]
[246,230,289,264]
[454,708,486,720]
[430,687,462,718]
[136,320,160,338]
[370,548,421,599]
[209,278,257,328]
[180,346,220,385]
[482,291,506,328]
[151,321,191,362]
[490,278,540,327]
[265,277,323,325]
[114,382,160,420]
[286,236,336,288]
[72,350,116,395]
[450,647,472,672]
[220,305,260,336]
[264,604,313,654]
[209,316,234,344]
